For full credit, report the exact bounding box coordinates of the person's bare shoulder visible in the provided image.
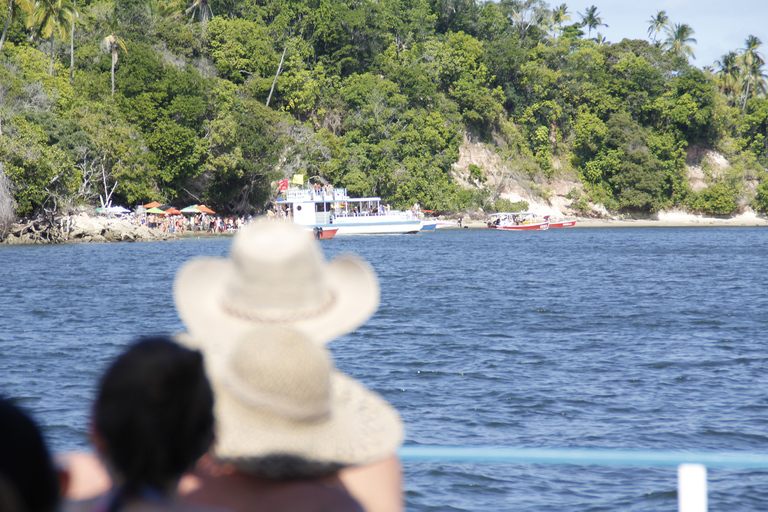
[338,455,403,512]
[57,452,111,500]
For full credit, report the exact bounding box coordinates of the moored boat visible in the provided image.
[487,212,550,231]
[549,217,578,228]
[309,227,339,239]
[277,187,422,235]
[420,220,438,231]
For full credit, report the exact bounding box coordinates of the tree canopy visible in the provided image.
[0,0,766,218]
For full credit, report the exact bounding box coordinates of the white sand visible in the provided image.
[460,210,768,229]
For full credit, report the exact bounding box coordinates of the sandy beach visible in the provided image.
[461,210,768,229]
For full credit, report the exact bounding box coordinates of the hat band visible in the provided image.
[221,370,332,423]
[220,293,337,324]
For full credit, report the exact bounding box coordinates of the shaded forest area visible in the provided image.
[0,0,767,233]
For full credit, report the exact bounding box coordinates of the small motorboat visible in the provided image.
[487,212,549,231]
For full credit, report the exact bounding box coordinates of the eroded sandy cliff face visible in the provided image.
[450,136,601,218]
[451,136,757,218]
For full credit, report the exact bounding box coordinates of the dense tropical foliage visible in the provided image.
[0,0,766,220]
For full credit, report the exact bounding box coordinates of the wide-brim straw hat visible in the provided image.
[173,220,380,347]
[184,326,404,477]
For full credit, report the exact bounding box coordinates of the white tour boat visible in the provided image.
[276,187,422,235]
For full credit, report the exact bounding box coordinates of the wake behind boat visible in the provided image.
[487,212,550,231]
[277,187,422,235]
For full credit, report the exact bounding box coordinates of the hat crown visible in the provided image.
[222,222,334,321]
[223,327,332,422]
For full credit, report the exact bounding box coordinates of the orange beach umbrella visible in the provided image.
[143,201,162,209]
[195,205,216,214]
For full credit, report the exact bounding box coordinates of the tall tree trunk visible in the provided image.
[111,47,116,97]
[69,24,74,84]
[266,46,287,108]
[70,1,75,85]
[0,0,13,57]
[742,80,751,111]
[49,34,55,75]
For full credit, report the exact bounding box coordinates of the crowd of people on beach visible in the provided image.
[130,212,257,235]
[1,221,404,512]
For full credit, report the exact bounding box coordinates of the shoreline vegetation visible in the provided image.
[0,2,766,230]
[2,209,766,245]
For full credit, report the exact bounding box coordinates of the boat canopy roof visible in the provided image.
[276,187,384,204]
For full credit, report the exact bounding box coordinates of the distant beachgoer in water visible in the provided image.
[64,336,214,512]
[0,397,61,512]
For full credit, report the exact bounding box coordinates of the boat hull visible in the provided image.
[309,227,338,239]
[331,220,421,235]
[490,222,549,231]
[549,220,577,228]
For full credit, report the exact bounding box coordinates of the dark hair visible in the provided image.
[94,336,214,490]
[0,397,59,512]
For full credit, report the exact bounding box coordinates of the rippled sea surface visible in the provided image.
[2,227,768,511]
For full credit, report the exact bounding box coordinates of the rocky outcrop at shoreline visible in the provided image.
[1,213,175,245]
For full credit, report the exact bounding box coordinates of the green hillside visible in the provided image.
[0,0,766,225]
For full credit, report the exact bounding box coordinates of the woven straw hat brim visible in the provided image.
[173,253,379,348]
[211,370,404,468]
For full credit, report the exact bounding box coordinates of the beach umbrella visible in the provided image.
[143,201,162,209]
[195,205,216,214]
[145,207,166,214]
[165,207,182,215]
[108,206,132,214]
[180,205,199,213]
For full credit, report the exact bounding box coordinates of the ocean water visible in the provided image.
[2,227,768,511]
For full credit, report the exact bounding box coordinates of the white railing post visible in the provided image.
[678,463,707,512]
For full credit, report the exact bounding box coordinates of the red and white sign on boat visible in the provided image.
[487,212,550,231]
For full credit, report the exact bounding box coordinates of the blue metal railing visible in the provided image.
[399,445,768,469]
[398,445,768,512]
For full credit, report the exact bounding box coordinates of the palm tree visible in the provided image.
[715,51,742,105]
[101,17,127,98]
[646,10,668,45]
[0,0,33,57]
[579,6,607,39]
[550,4,569,38]
[30,0,78,76]
[664,23,696,61]
[595,32,607,46]
[740,35,766,109]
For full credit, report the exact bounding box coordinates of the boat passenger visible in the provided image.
[64,336,214,512]
[62,222,406,512]
[175,326,394,512]
[0,397,61,512]
[172,220,405,512]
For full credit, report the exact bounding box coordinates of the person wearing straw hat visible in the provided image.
[172,220,405,512]
[176,326,401,512]
[59,221,404,511]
